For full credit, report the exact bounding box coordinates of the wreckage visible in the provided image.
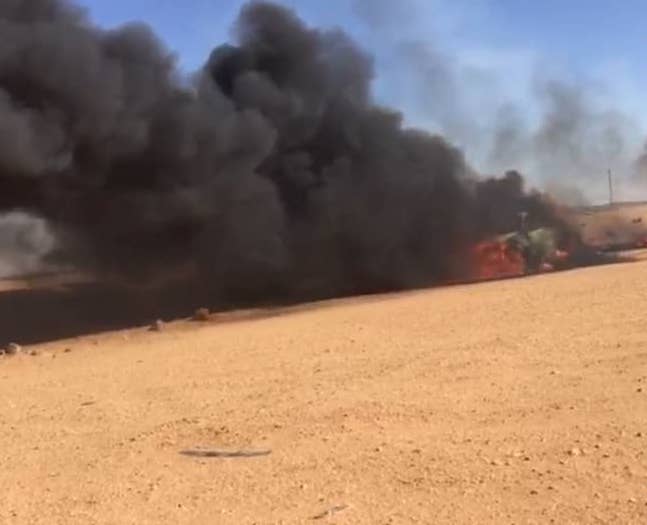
[498,227,567,274]
[471,213,569,280]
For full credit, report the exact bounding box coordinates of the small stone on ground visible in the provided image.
[193,308,210,321]
[5,343,22,355]
[150,319,165,332]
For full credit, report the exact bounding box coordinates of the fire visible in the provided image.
[470,240,525,280]
[469,240,571,282]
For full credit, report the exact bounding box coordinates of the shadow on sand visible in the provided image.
[0,279,203,346]
[0,252,635,347]
[0,274,375,346]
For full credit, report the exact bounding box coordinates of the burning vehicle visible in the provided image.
[470,213,570,281]
[0,1,605,305]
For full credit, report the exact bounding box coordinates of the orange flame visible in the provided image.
[468,241,570,281]
[469,240,525,281]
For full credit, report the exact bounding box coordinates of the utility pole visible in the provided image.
[608,168,614,207]
[518,211,528,233]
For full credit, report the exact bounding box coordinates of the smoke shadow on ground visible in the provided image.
[0,253,635,347]
[0,282,197,346]
[0,276,379,346]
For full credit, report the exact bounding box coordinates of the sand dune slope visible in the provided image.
[1,261,647,524]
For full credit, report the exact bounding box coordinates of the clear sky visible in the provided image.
[75,0,647,200]
[75,0,646,79]
[75,0,647,120]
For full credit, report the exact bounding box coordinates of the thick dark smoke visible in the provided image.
[0,0,572,305]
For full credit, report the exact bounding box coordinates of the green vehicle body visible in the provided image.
[498,227,558,273]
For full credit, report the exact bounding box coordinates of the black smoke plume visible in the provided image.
[0,0,573,306]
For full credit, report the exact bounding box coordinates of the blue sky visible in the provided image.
[75,0,646,78]
[75,0,647,122]
[76,0,647,200]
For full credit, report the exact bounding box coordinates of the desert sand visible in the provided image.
[570,202,647,248]
[1,257,647,524]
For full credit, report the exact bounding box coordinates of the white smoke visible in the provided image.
[0,212,57,278]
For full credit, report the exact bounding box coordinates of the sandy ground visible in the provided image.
[2,259,647,524]
[569,202,647,248]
